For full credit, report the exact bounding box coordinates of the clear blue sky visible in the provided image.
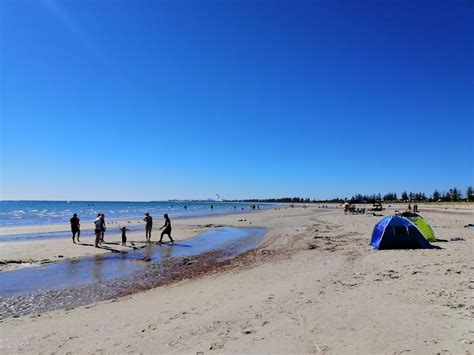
[1,0,472,201]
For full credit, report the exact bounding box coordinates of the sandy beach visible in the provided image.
[0,204,472,354]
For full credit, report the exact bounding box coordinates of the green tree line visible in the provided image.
[347,186,472,203]
[230,186,473,204]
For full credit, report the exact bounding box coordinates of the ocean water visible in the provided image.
[0,200,273,228]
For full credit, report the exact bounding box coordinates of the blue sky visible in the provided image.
[1,0,473,201]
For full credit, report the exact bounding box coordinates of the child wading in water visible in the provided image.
[120,226,129,246]
[159,214,174,244]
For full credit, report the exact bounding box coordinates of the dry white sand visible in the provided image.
[0,204,472,354]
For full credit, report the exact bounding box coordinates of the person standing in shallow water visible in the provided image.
[94,215,102,247]
[143,212,153,242]
[120,226,128,246]
[159,214,174,244]
[70,213,80,244]
[99,213,106,244]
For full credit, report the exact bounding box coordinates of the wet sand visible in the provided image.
[0,210,266,272]
[0,204,473,353]
[0,227,266,318]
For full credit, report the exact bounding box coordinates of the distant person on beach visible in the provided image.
[159,214,174,244]
[407,203,412,212]
[414,203,418,212]
[94,213,106,246]
[94,216,102,247]
[99,213,106,243]
[344,202,349,215]
[210,205,213,210]
[120,226,128,246]
[70,213,80,244]
[143,212,153,242]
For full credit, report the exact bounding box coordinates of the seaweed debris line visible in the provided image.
[0,227,266,319]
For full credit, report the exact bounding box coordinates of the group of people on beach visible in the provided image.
[70,212,174,247]
[141,212,174,244]
[407,203,419,213]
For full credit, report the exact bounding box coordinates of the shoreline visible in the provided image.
[2,201,472,237]
[1,202,471,272]
[0,204,278,237]
[0,208,281,272]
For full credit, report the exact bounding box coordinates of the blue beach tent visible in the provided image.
[371,216,431,250]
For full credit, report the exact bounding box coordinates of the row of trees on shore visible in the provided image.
[231,186,473,204]
[349,186,472,203]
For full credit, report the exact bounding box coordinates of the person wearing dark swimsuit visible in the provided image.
[70,213,80,244]
[99,213,106,244]
[120,226,128,246]
[158,214,174,244]
[94,216,102,248]
[143,212,153,242]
